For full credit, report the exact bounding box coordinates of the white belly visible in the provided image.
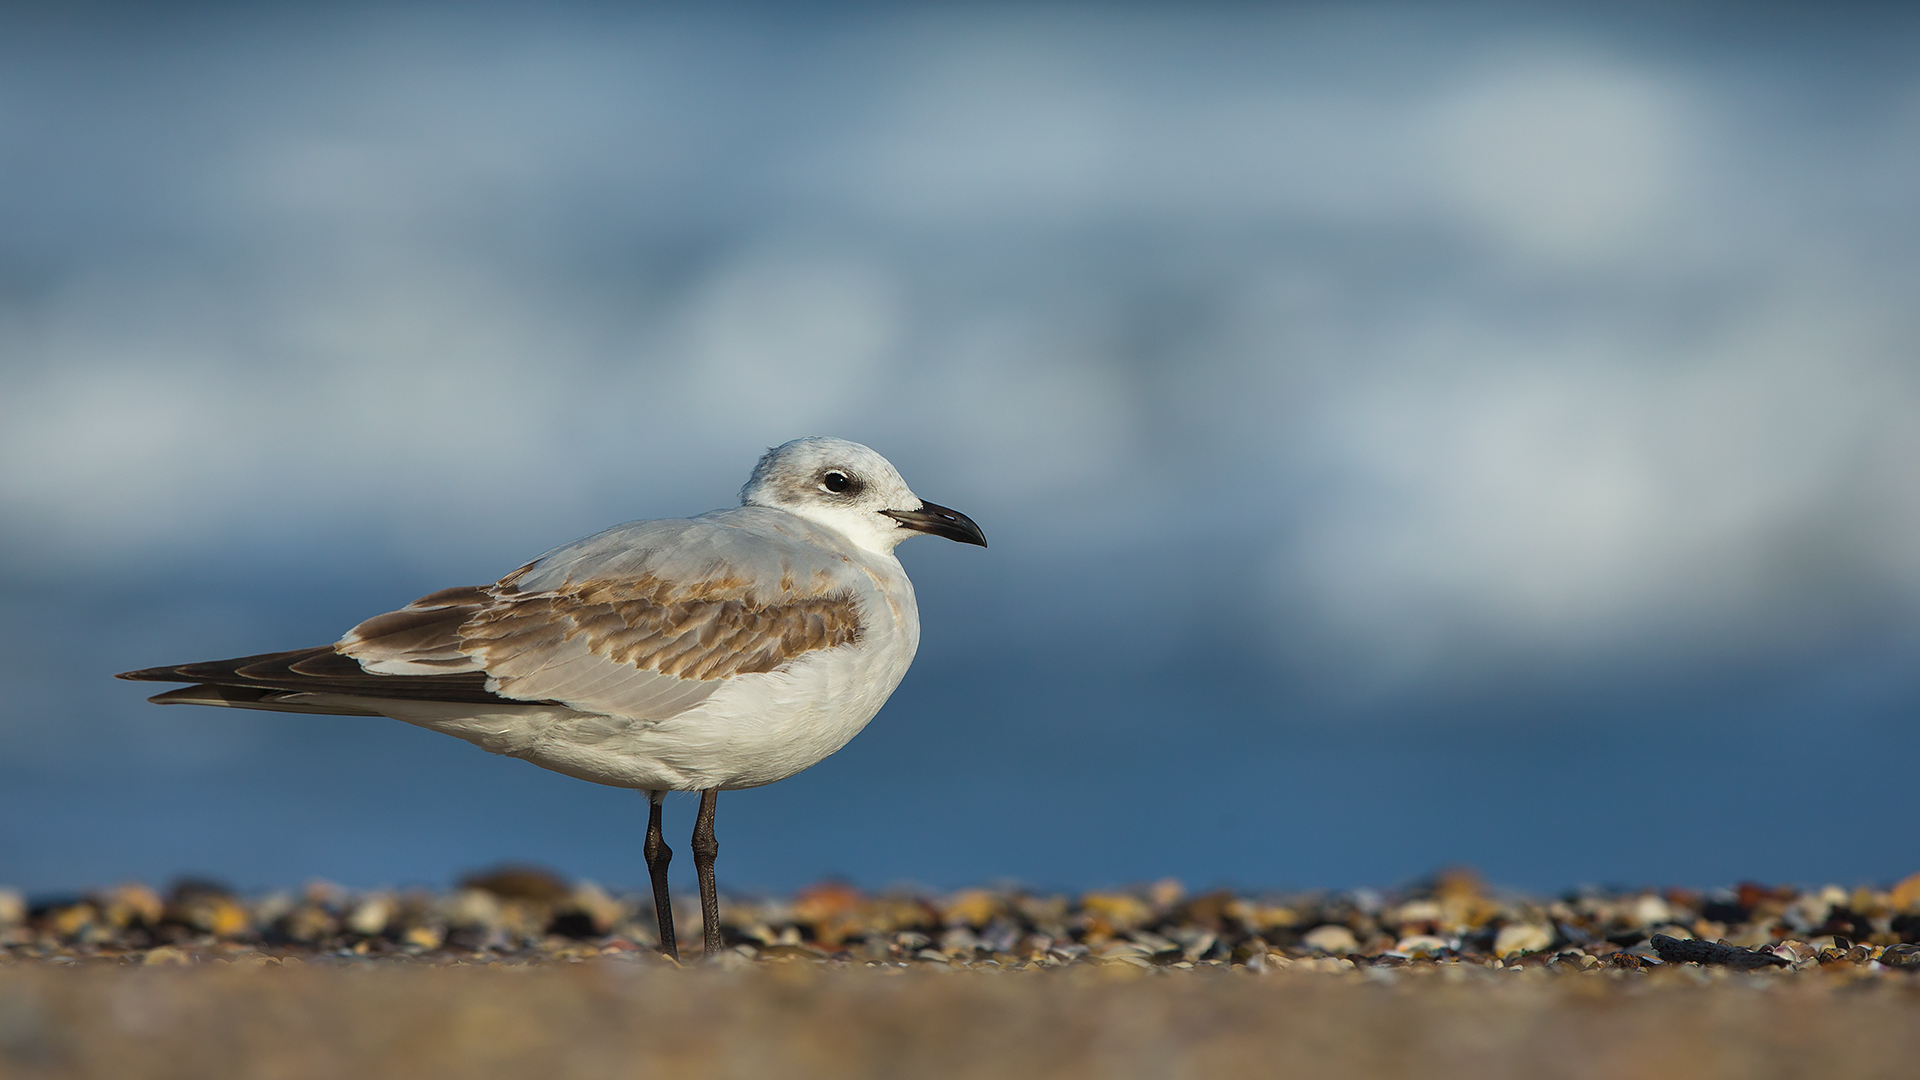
[365,624,916,792]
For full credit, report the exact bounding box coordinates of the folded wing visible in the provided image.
[121,516,870,722]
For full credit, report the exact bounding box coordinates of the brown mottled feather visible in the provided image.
[458,572,862,685]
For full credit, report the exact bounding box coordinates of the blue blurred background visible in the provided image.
[2,3,1917,898]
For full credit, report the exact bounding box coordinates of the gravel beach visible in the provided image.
[3,869,1916,1078]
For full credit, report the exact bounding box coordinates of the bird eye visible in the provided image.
[820,470,852,493]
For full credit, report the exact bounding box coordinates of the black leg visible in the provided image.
[692,787,722,956]
[643,790,677,959]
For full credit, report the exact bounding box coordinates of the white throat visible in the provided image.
[765,500,913,556]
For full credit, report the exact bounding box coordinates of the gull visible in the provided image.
[118,437,986,958]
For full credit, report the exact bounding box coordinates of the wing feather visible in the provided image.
[122,511,874,723]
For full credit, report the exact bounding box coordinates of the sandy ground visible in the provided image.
[1,962,1917,1080]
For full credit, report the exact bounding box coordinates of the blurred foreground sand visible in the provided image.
[1,963,1915,1080]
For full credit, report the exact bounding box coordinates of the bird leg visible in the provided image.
[692,787,722,956]
[643,790,677,959]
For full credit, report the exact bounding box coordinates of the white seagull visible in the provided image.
[118,437,986,958]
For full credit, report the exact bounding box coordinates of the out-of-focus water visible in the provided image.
[3,3,1917,896]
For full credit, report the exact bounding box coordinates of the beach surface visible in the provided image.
[3,870,1916,1079]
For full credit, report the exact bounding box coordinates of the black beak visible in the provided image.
[881,500,987,547]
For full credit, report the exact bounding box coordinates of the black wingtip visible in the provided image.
[116,648,337,685]
[114,646,524,707]
[117,666,186,683]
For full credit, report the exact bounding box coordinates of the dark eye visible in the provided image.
[820,470,853,493]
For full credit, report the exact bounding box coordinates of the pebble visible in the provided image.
[1649,934,1789,970]
[1,870,1914,979]
[1880,871,1918,909]
[347,896,393,937]
[940,889,999,928]
[1625,894,1672,928]
[1079,892,1153,933]
[1390,900,1443,926]
[1393,935,1451,958]
[1494,924,1555,957]
[1877,943,1920,971]
[1301,925,1359,955]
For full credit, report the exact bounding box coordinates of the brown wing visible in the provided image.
[427,572,861,718]
[123,514,874,721]
[123,574,866,721]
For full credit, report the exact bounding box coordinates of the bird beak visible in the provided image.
[881,500,987,547]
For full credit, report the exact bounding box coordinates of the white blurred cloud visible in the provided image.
[1426,50,1692,263]
[668,247,904,432]
[1281,277,1920,681]
[841,39,1123,220]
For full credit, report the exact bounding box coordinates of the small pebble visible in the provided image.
[1301,925,1359,955]
[1494,924,1555,957]
[0,870,1910,979]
